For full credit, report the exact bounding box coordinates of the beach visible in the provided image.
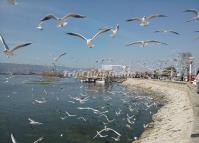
[124,78,193,143]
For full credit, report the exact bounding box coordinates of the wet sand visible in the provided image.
[124,78,193,143]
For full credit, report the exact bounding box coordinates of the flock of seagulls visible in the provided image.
[1,1,199,143]
[6,80,158,143]
[1,1,199,56]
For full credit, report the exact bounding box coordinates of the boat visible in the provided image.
[96,78,105,85]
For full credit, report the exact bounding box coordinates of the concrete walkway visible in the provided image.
[187,84,199,143]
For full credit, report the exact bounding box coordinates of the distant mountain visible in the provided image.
[0,63,83,75]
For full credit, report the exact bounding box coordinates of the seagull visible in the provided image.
[77,117,87,122]
[0,34,32,56]
[28,118,43,125]
[154,30,180,35]
[184,9,199,22]
[34,99,47,104]
[65,111,77,117]
[53,52,67,62]
[99,24,119,38]
[33,137,44,143]
[38,13,86,28]
[126,14,167,26]
[115,108,122,116]
[66,29,110,48]
[126,40,168,47]
[11,133,17,143]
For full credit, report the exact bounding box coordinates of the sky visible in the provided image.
[0,0,199,70]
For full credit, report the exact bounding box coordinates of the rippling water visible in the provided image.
[0,75,160,143]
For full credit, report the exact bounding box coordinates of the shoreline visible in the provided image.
[123,78,193,143]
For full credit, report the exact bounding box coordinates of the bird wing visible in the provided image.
[66,32,87,41]
[41,14,58,21]
[0,34,9,50]
[146,40,168,45]
[126,41,142,46]
[184,9,199,16]
[154,30,163,33]
[11,134,17,143]
[116,24,119,31]
[54,52,67,62]
[169,30,180,35]
[99,26,111,30]
[147,14,167,20]
[92,29,110,40]
[63,13,86,20]
[10,43,32,52]
[195,30,199,32]
[126,17,141,22]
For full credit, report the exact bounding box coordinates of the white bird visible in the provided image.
[11,133,17,143]
[126,40,168,47]
[184,9,199,22]
[115,108,122,116]
[53,52,67,62]
[33,137,44,143]
[65,111,77,117]
[93,130,108,139]
[0,34,32,56]
[112,136,120,141]
[100,24,119,38]
[34,99,47,104]
[38,13,86,28]
[100,113,115,123]
[126,14,167,26]
[66,29,110,48]
[77,107,106,115]
[154,30,180,35]
[28,118,43,125]
[77,117,87,122]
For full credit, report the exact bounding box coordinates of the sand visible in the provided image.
[124,78,193,143]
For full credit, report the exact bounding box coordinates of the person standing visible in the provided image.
[196,69,199,93]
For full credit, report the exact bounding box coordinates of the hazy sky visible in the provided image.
[0,0,199,69]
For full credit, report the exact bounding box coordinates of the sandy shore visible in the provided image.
[124,78,193,143]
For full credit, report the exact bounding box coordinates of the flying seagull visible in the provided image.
[154,30,180,35]
[53,52,67,62]
[126,40,168,47]
[99,24,119,38]
[184,9,199,22]
[33,137,44,143]
[0,34,32,56]
[37,13,86,29]
[126,14,167,26]
[28,118,43,125]
[66,29,110,48]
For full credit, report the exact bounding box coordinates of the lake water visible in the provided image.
[0,75,160,143]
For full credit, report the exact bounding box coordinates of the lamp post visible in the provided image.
[188,57,193,82]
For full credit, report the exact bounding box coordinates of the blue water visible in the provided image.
[0,75,160,143]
